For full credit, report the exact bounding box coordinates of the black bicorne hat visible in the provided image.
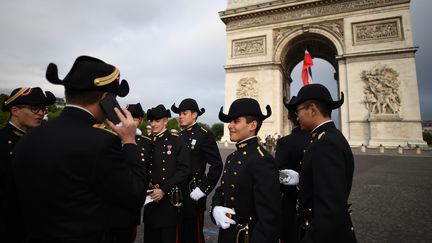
[171,98,205,116]
[45,55,129,97]
[283,96,297,111]
[126,103,144,118]
[287,83,344,110]
[147,104,171,120]
[2,87,56,111]
[218,98,271,123]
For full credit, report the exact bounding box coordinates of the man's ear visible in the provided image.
[10,106,20,116]
[249,120,258,132]
[192,111,198,120]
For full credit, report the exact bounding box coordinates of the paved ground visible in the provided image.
[135,147,432,243]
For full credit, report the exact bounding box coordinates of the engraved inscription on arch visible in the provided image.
[232,36,266,58]
[353,17,403,45]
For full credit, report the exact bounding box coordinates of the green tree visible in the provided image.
[211,123,224,141]
[47,105,63,120]
[0,94,10,128]
[423,132,432,145]
[167,118,180,132]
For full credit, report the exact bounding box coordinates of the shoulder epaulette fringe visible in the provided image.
[92,124,118,136]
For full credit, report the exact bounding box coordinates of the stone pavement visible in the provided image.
[135,147,432,243]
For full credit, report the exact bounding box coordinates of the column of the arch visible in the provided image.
[337,58,351,142]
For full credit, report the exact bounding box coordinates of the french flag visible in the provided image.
[302,49,313,86]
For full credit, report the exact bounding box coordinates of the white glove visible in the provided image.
[212,206,236,229]
[190,187,206,201]
[279,169,299,186]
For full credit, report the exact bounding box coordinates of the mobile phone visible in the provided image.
[99,94,123,124]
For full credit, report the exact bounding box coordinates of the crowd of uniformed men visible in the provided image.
[0,55,357,243]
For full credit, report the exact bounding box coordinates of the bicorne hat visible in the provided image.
[2,87,56,111]
[171,98,205,116]
[147,105,171,120]
[126,103,144,118]
[287,83,344,110]
[218,98,271,123]
[283,96,297,111]
[45,55,129,97]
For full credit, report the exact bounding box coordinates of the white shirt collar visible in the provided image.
[156,128,167,137]
[65,104,95,118]
[237,135,257,144]
[9,121,26,133]
[312,120,333,133]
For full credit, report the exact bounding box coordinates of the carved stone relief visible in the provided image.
[225,0,408,30]
[361,64,401,115]
[232,36,266,58]
[353,17,403,45]
[236,77,259,99]
[273,19,344,47]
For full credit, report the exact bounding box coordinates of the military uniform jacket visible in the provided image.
[108,134,154,230]
[11,107,147,239]
[298,121,356,243]
[179,123,222,215]
[0,122,25,240]
[211,137,281,243]
[0,122,24,203]
[144,129,190,228]
[275,126,310,241]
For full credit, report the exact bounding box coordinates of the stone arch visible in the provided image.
[219,0,426,147]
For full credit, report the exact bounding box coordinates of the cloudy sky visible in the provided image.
[0,0,430,125]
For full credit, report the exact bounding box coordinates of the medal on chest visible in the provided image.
[167,145,172,155]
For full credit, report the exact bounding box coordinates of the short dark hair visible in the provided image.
[288,110,300,126]
[303,100,332,118]
[244,115,263,135]
[65,88,104,106]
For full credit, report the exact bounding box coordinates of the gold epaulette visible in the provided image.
[171,133,179,136]
[317,131,326,140]
[257,146,264,157]
[200,127,208,133]
[92,124,118,136]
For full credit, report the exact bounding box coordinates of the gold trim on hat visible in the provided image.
[94,68,120,86]
[4,87,31,105]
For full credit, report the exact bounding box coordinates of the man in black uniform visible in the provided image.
[288,83,357,243]
[143,104,190,243]
[105,102,151,242]
[171,98,223,243]
[0,87,55,242]
[211,98,281,243]
[11,55,147,243]
[275,96,310,243]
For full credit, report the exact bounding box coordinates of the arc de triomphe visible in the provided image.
[219,0,426,147]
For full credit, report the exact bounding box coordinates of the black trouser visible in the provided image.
[180,213,205,243]
[144,225,178,243]
[109,227,135,243]
[26,233,107,243]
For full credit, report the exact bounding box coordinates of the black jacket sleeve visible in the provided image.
[197,132,223,195]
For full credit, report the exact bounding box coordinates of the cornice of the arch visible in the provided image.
[273,25,344,62]
[220,0,410,30]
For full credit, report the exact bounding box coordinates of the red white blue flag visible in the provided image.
[302,49,313,86]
